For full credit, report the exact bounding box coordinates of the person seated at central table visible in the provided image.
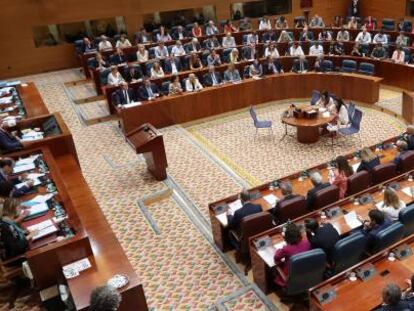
[273,222,311,288]
[307,171,331,210]
[356,147,380,172]
[316,91,336,113]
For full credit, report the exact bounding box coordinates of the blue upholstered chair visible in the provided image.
[399,204,414,237]
[358,62,375,75]
[322,60,333,72]
[338,108,362,144]
[382,18,396,31]
[341,60,357,73]
[161,81,170,96]
[331,233,367,274]
[249,106,273,138]
[370,222,405,254]
[310,90,321,105]
[277,249,326,296]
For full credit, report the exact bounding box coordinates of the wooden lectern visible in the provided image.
[126,123,168,181]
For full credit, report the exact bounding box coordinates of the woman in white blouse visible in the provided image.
[391,46,406,64]
[150,61,165,79]
[259,17,272,30]
[264,43,280,58]
[116,35,132,48]
[336,99,350,125]
[377,187,406,221]
[136,44,149,62]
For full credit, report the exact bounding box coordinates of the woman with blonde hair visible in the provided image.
[357,147,380,172]
[377,188,406,221]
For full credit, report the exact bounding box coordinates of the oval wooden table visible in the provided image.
[281,108,336,144]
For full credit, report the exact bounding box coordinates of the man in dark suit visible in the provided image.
[204,36,221,50]
[305,218,340,261]
[203,66,222,87]
[393,140,409,167]
[138,79,160,101]
[171,26,187,40]
[306,171,330,210]
[227,189,262,231]
[124,66,143,83]
[110,48,126,65]
[271,181,298,220]
[185,38,201,53]
[263,56,283,75]
[404,125,414,150]
[0,124,25,153]
[377,283,414,311]
[163,56,182,75]
[115,82,137,106]
[291,55,309,73]
[134,28,151,44]
[262,31,276,43]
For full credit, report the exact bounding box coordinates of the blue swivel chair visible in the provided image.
[370,222,405,254]
[341,60,357,73]
[330,233,367,274]
[277,249,326,296]
[322,60,333,72]
[347,102,356,120]
[382,18,396,31]
[338,108,362,145]
[358,62,375,75]
[249,106,273,138]
[311,90,321,105]
[399,204,414,236]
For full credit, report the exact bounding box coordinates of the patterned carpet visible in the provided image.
[0,68,407,310]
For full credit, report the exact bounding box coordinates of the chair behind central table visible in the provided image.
[249,106,273,139]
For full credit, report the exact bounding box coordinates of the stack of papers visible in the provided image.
[22,193,54,207]
[13,163,35,174]
[24,202,49,218]
[257,241,286,267]
[263,194,278,207]
[228,199,243,215]
[0,96,13,104]
[0,87,14,95]
[123,102,142,108]
[27,219,57,240]
[15,173,45,189]
[62,258,92,279]
[402,187,414,198]
[21,130,43,142]
[344,211,362,229]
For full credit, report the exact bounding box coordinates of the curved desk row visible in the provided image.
[117,72,382,134]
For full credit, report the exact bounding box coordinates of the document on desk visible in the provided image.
[344,211,362,229]
[27,219,57,240]
[263,194,279,207]
[21,131,44,142]
[123,102,142,108]
[25,203,49,217]
[352,162,360,172]
[402,187,414,198]
[22,194,54,207]
[216,213,228,227]
[15,177,43,189]
[0,96,13,104]
[13,163,36,174]
[14,154,41,168]
[258,245,277,267]
[228,199,243,215]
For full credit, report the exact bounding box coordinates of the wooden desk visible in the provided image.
[282,107,336,143]
[250,170,414,294]
[4,147,92,289]
[17,83,49,118]
[209,136,399,252]
[117,72,381,134]
[54,154,148,311]
[403,91,414,124]
[309,234,414,311]
[9,113,79,164]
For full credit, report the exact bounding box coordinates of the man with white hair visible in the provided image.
[404,125,414,150]
[98,35,113,51]
[306,171,330,210]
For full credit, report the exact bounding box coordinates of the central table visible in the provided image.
[282,107,336,143]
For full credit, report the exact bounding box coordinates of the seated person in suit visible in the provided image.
[138,79,160,101]
[186,38,202,53]
[394,140,409,167]
[0,123,31,153]
[371,43,387,60]
[204,36,220,50]
[351,42,362,56]
[248,57,263,78]
[91,53,108,71]
[239,17,253,31]
[359,209,391,250]
[291,54,308,73]
[189,53,203,71]
[115,82,136,106]
[330,155,354,199]
[107,66,125,86]
[275,16,288,29]
[0,178,33,198]
[318,30,332,41]
[0,159,35,196]
[357,147,380,172]
[403,125,414,150]
[185,73,203,92]
[261,30,276,43]
[263,56,283,75]
[377,187,406,222]
[164,55,182,75]
[377,283,413,311]
[110,48,126,65]
[242,44,256,61]
[124,66,143,83]
[0,198,38,259]
[168,75,183,95]
[172,26,187,40]
[205,20,219,36]
[223,64,241,83]
[226,189,262,231]
[134,28,150,44]
[314,55,325,72]
[273,222,311,287]
[330,42,345,56]
[304,218,340,262]
[299,27,313,41]
[207,50,222,67]
[246,31,259,46]
[271,181,298,220]
[306,171,330,210]
[203,66,222,87]
[402,274,414,302]
[83,37,96,53]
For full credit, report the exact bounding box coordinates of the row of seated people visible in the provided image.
[80,14,414,54]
